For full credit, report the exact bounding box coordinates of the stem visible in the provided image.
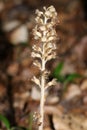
[39,59,45,130]
[39,16,47,130]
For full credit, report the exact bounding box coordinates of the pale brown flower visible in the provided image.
[31,6,58,130]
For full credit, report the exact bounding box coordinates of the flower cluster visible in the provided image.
[32,5,57,90]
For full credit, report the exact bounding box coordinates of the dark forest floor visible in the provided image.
[0,0,87,130]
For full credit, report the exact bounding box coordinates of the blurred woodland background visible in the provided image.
[0,0,87,130]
